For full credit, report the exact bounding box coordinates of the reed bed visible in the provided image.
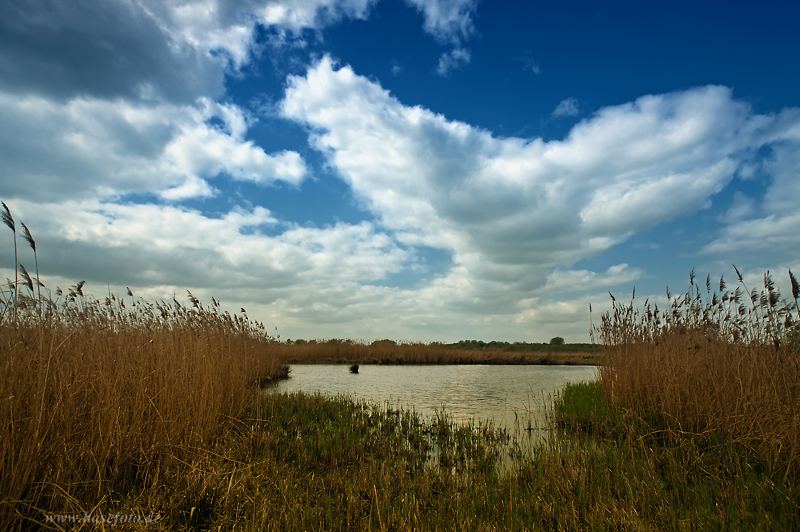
[0,204,285,529]
[276,339,600,366]
[597,268,800,477]
[0,289,285,529]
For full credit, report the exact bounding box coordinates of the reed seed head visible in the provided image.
[1,202,14,232]
[20,222,35,252]
[19,264,33,292]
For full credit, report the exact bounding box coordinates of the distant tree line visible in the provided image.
[284,337,598,352]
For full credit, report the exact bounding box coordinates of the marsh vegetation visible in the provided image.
[1,201,799,530]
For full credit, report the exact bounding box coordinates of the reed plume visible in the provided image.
[20,221,41,309]
[1,202,18,325]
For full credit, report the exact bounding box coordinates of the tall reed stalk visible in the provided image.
[1,202,18,325]
[20,222,41,318]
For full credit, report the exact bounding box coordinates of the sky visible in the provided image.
[1,0,799,343]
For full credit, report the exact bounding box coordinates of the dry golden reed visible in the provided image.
[1,289,285,528]
[276,339,597,366]
[1,274,283,528]
[598,268,800,475]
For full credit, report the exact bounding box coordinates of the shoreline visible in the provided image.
[284,353,603,368]
[276,344,603,366]
[283,352,602,366]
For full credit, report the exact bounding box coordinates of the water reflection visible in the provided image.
[270,364,597,434]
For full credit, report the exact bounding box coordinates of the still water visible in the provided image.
[271,364,597,433]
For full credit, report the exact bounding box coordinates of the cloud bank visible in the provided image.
[2,2,799,342]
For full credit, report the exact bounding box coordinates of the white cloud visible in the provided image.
[1,197,439,339]
[144,0,381,71]
[160,175,218,201]
[404,0,478,44]
[436,47,471,76]
[579,159,737,234]
[704,213,800,257]
[0,92,308,202]
[163,98,309,190]
[700,113,800,265]
[4,2,799,342]
[6,197,406,295]
[0,0,383,103]
[280,57,800,315]
[260,0,377,34]
[552,97,579,117]
[542,264,644,297]
[405,0,478,74]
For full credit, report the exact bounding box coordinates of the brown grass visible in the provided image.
[0,285,284,529]
[598,269,800,476]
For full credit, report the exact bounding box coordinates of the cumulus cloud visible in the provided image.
[0,0,226,103]
[260,0,377,34]
[160,175,218,201]
[0,0,385,104]
[0,93,308,202]
[280,56,800,314]
[6,198,407,299]
[162,98,309,191]
[4,2,798,342]
[542,264,644,297]
[0,197,440,341]
[701,110,800,266]
[703,213,800,257]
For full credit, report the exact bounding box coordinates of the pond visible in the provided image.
[269,364,597,435]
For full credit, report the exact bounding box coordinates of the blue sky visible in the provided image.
[1,0,799,342]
